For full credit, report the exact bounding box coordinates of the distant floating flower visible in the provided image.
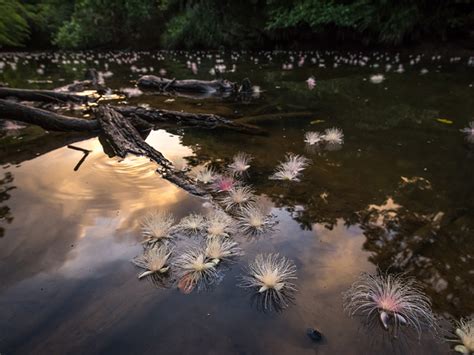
[461,122,474,143]
[175,248,217,293]
[306,76,316,90]
[236,203,275,236]
[178,213,206,234]
[269,153,309,182]
[304,131,322,145]
[132,244,172,279]
[195,166,216,184]
[205,238,243,265]
[141,211,175,244]
[191,62,198,75]
[370,74,385,84]
[343,272,437,338]
[121,87,143,98]
[221,186,255,211]
[282,153,310,173]
[323,127,344,145]
[213,175,237,193]
[228,152,252,176]
[240,253,297,310]
[252,86,262,98]
[453,317,474,354]
[206,210,234,238]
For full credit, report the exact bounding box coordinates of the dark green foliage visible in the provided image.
[162,0,268,49]
[54,0,167,48]
[0,0,472,48]
[0,0,31,46]
[267,0,474,45]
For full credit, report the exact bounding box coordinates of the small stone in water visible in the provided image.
[306,328,323,342]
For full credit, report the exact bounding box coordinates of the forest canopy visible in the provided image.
[0,0,473,49]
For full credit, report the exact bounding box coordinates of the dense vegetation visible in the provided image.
[0,0,472,49]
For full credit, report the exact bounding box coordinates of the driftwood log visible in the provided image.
[0,69,264,197]
[137,75,235,94]
[0,98,263,135]
[95,105,206,196]
[0,87,89,104]
[0,99,98,131]
[0,98,265,196]
[115,106,265,135]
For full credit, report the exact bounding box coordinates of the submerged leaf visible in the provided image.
[436,118,453,124]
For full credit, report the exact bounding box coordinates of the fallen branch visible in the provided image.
[137,75,235,94]
[68,145,91,171]
[115,106,265,135]
[95,106,206,196]
[0,87,90,104]
[0,99,98,131]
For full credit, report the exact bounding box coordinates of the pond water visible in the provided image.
[0,50,473,354]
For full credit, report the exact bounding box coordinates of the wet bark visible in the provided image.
[0,87,89,104]
[137,75,236,94]
[115,106,265,135]
[0,99,99,132]
[95,106,206,196]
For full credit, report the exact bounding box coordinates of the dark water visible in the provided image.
[0,50,473,354]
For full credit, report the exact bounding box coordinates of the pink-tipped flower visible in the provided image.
[213,175,237,193]
[306,76,316,90]
[343,272,437,339]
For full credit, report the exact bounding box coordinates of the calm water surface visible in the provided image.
[0,50,473,354]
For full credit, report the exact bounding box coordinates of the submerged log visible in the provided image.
[137,75,236,94]
[0,87,89,104]
[0,99,98,132]
[55,68,108,94]
[115,106,265,135]
[95,106,206,196]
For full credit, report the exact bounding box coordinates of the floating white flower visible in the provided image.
[141,211,175,244]
[178,213,206,234]
[175,248,218,293]
[206,210,234,238]
[454,317,474,354]
[343,272,437,338]
[269,153,309,182]
[236,203,275,235]
[240,253,297,310]
[461,122,474,143]
[370,74,385,84]
[228,152,253,176]
[304,131,323,145]
[132,244,172,279]
[221,186,255,211]
[195,166,216,184]
[323,127,344,145]
[205,238,243,265]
